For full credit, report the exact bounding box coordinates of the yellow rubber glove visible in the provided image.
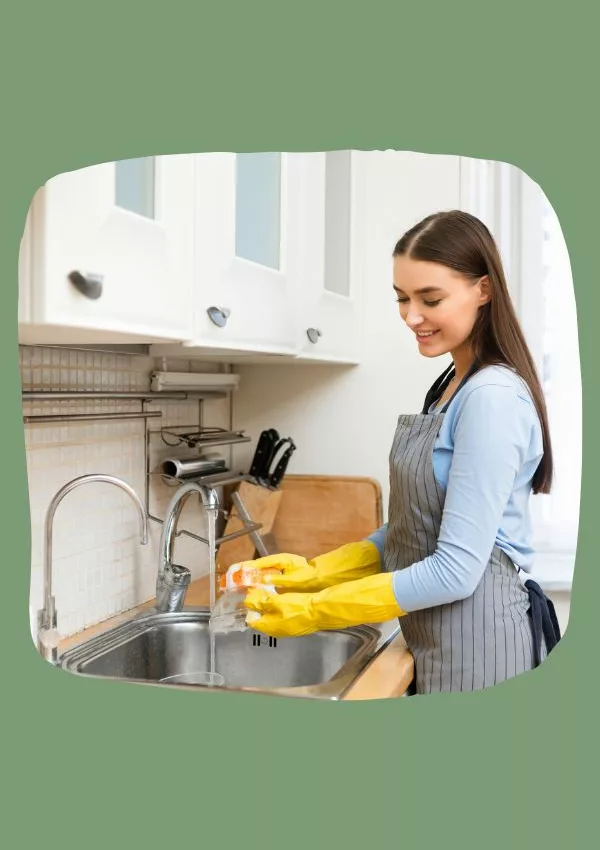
[244,572,405,638]
[226,541,381,594]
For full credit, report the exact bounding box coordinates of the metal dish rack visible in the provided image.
[23,387,268,554]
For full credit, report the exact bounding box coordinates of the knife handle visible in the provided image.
[268,440,296,488]
[249,429,279,479]
[264,437,289,474]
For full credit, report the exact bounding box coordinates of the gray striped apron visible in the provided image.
[384,401,540,694]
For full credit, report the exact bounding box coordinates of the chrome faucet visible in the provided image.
[37,474,148,664]
[156,481,219,613]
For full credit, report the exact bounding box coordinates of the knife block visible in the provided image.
[216,481,284,575]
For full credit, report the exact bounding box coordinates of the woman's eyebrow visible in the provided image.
[392,285,446,294]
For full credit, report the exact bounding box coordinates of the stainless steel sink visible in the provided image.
[59,607,399,699]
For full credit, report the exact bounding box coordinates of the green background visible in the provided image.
[1,2,591,846]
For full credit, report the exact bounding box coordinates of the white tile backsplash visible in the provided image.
[23,345,233,643]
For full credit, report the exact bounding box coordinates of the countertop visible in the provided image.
[58,576,414,700]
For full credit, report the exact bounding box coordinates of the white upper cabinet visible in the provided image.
[189,152,299,355]
[19,155,195,343]
[149,150,364,363]
[19,150,365,361]
[291,151,365,364]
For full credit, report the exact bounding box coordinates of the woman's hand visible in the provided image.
[222,541,382,594]
[244,572,406,638]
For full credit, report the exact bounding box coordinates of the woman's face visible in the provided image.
[393,255,489,360]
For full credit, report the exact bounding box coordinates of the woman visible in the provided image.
[237,210,560,694]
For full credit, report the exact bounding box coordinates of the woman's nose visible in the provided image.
[405,308,424,327]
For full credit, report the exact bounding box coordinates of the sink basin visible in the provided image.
[59,608,397,699]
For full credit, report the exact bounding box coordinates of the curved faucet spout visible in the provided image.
[38,474,148,663]
[156,482,219,613]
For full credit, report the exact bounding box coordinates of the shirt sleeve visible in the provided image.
[365,523,388,560]
[392,384,535,612]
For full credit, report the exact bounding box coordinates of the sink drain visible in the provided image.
[252,634,277,648]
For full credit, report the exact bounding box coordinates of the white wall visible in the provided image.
[232,151,461,517]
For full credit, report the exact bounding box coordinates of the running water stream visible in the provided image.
[206,503,223,686]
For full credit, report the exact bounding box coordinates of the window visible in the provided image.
[115,157,155,219]
[235,152,282,270]
[461,158,580,588]
[523,182,581,570]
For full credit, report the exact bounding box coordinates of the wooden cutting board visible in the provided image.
[216,480,283,572]
[271,474,383,560]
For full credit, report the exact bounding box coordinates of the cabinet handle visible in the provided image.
[68,271,103,300]
[207,306,231,328]
[306,327,322,344]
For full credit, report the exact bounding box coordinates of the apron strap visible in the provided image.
[421,362,455,414]
[422,359,482,415]
[524,579,562,667]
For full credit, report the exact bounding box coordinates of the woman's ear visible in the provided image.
[477,275,491,305]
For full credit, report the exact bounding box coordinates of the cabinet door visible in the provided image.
[191,152,298,355]
[21,154,195,343]
[293,151,365,364]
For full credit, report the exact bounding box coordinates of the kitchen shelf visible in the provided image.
[153,471,256,489]
[24,411,162,425]
[22,391,226,401]
[150,371,240,394]
[159,426,251,451]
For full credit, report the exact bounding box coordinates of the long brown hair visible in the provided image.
[393,209,552,494]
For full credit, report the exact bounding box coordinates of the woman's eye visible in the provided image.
[395,296,442,307]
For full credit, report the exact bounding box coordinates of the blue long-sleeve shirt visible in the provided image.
[367,365,544,612]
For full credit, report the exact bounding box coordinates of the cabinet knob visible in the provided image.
[207,306,231,328]
[68,271,103,300]
[306,327,322,344]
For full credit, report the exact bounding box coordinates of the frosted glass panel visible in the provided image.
[115,157,155,218]
[235,153,281,270]
[325,151,351,296]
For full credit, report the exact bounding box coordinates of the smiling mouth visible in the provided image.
[416,330,439,339]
